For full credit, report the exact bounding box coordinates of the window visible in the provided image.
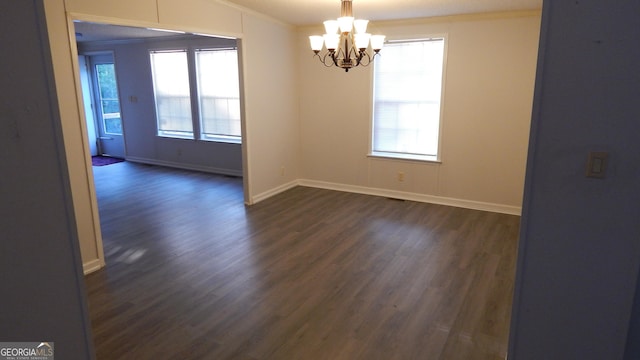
[196,49,241,142]
[371,38,445,161]
[150,50,193,139]
[149,47,242,142]
[95,63,122,135]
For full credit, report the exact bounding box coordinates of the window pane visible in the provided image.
[196,49,241,141]
[372,39,445,158]
[95,63,122,135]
[150,50,193,138]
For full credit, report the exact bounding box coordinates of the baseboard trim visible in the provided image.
[298,179,522,215]
[118,160,522,215]
[250,180,300,204]
[83,259,104,275]
[126,156,243,177]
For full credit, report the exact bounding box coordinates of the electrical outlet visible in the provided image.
[397,172,405,182]
[280,166,285,176]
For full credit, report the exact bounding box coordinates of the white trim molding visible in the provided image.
[250,180,299,205]
[206,174,521,215]
[83,259,104,275]
[126,156,243,177]
[298,179,522,215]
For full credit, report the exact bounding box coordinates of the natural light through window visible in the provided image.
[150,50,193,139]
[196,48,241,143]
[371,38,445,161]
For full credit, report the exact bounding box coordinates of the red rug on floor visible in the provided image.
[92,156,124,166]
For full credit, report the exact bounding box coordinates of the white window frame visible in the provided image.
[149,49,195,140]
[195,47,242,144]
[369,36,448,163]
[148,46,242,144]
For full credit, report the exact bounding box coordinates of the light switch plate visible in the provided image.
[586,151,608,178]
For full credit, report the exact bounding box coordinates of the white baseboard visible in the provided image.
[298,179,522,215]
[126,156,243,177]
[250,180,299,204]
[83,258,104,275]
[121,158,521,215]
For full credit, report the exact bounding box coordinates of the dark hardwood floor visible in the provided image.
[85,162,519,359]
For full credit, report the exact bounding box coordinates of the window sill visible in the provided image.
[201,135,242,144]
[157,133,194,140]
[368,152,441,164]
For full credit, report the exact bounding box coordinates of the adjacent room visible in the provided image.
[75,22,244,177]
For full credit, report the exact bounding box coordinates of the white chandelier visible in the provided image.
[309,0,385,72]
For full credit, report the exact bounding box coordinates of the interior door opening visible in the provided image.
[71,20,250,274]
[86,53,125,158]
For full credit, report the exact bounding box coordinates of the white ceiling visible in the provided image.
[224,0,542,26]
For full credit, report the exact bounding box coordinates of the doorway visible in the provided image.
[71,20,249,271]
[79,53,126,158]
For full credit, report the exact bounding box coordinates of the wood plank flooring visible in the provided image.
[85,162,519,359]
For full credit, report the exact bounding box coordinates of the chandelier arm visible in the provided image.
[313,51,333,67]
[348,46,358,61]
[354,50,364,67]
[359,51,373,67]
[331,52,339,67]
[319,52,335,67]
[333,48,346,67]
[351,46,363,68]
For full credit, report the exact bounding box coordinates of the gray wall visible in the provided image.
[79,36,243,176]
[626,277,640,359]
[0,1,94,358]
[509,1,640,358]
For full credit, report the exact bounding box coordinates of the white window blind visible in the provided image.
[372,39,445,160]
[195,48,241,142]
[150,50,193,138]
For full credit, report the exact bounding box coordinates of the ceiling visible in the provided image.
[73,0,542,43]
[224,0,542,26]
[74,22,184,43]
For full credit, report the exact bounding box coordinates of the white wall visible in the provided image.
[298,12,541,214]
[240,12,300,202]
[44,0,301,271]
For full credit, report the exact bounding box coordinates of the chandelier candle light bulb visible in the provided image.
[337,16,354,32]
[324,20,339,34]
[309,0,385,72]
